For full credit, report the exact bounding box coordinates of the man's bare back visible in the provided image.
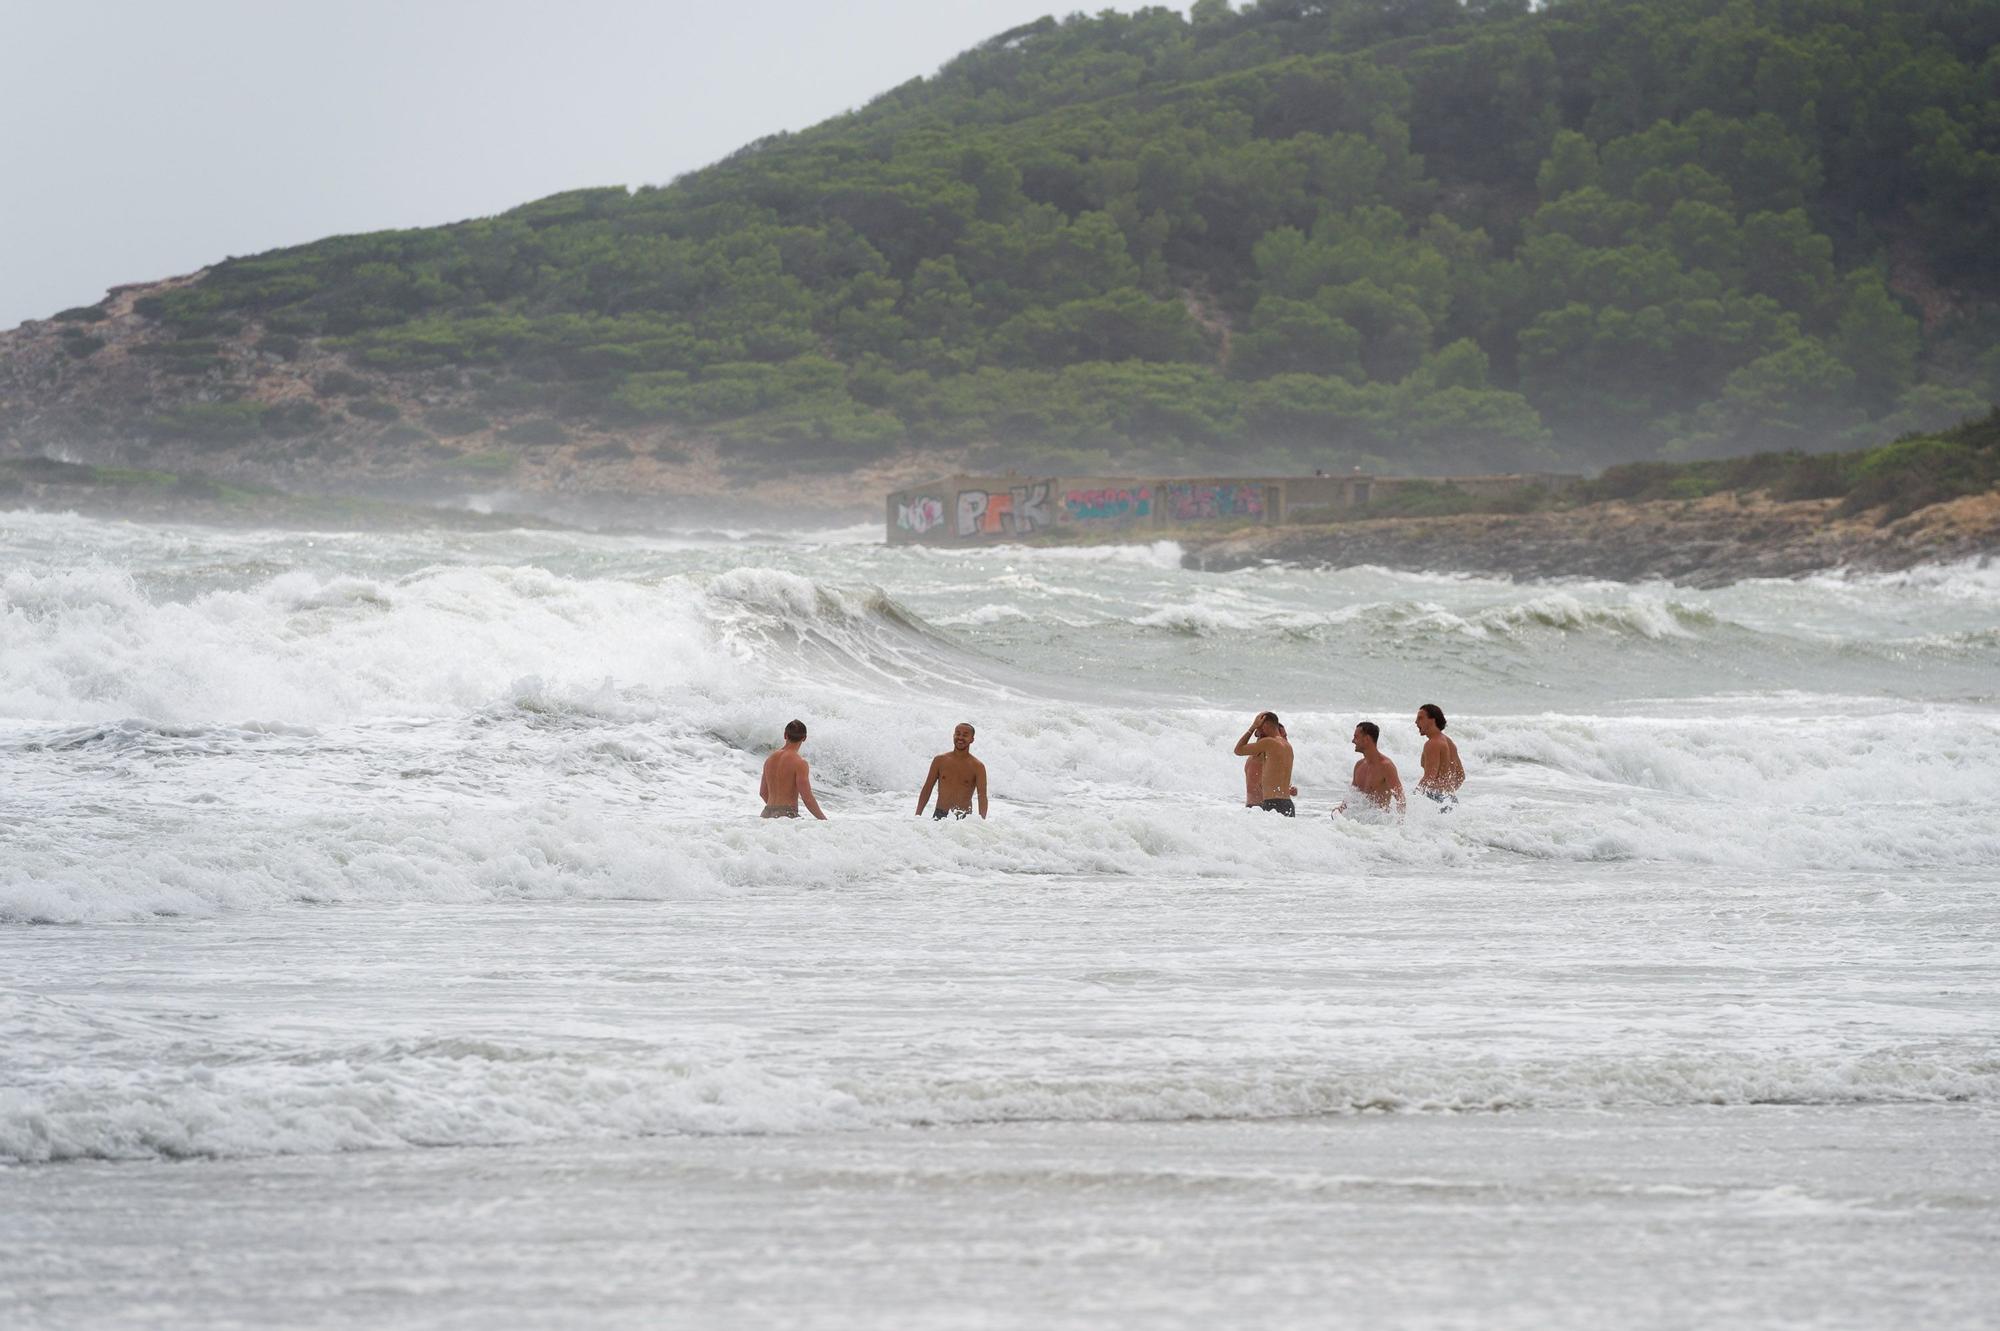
[1420,734,1464,790]
[918,723,988,819]
[1243,720,1298,806]
[760,719,827,820]
[1233,711,1296,815]
[1414,703,1464,807]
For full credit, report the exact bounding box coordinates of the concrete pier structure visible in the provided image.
[886,471,1577,545]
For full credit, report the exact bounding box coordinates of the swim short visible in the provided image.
[761,805,799,819]
[1421,789,1458,812]
[932,807,970,821]
[1257,798,1296,817]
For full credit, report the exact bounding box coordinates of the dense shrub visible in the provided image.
[260,401,325,437]
[375,423,434,448]
[148,402,266,442]
[424,406,489,435]
[448,451,518,474]
[499,417,567,446]
[132,339,221,359]
[347,398,401,421]
[315,370,367,396]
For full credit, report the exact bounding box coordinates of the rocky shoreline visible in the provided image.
[8,453,2000,588]
[1181,490,2000,586]
[0,458,560,533]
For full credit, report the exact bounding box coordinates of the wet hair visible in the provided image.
[1419,703,1447,730]
[1261,711,1282,729]
[784,719,807,742]
[956,722,975,737]
[1357,721,1380,742]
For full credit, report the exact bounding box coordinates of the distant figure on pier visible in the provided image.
[917,722,988,820]
[761,719,827,820]
[1414,703,1465,810]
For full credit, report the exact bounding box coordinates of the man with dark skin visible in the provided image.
[917,722,989,820]
[1414,703,1465,810]
[760,719,827,820]
[1233,711,1296,815]
[1334,721,1405,817]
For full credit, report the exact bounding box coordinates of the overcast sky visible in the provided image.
[1,1,1168,329]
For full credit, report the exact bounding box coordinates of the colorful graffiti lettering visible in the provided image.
[896,495,946,534]
[1064,486,1153,522]
[1162,483,1264,522]
[956,481,1053,538]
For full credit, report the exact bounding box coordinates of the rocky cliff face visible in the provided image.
[0,281,937,519]
[1183,492,2000,586]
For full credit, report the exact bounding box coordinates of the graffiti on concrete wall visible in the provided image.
[956,481,1053,538]
[896,494,946,535]
[1063,486,1153,522]
[1162,482,1264,522]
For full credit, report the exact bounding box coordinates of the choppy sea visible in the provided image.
[2,511,1996,1328]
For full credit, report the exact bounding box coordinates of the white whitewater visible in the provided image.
[2,510,1996,1328]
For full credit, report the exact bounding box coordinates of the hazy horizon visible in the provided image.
[0,1,1161,329]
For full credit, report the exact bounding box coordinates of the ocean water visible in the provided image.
[2,511,1996,1329]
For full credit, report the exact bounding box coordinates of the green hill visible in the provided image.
[13,0,2000,481]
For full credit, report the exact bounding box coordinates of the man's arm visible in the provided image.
[974,758,989,819]
[916,757,939,816]
[1385,758,1407,815]
[799,762,827,821]
[759,761,769,804]
[1419,738,1441,791]
[1233,732,1270,758]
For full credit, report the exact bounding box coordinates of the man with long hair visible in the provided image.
[1414,703,1465,810]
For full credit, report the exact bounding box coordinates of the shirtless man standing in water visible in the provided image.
[760,719,827,820]
[1234,712,1296,815]
[1335,721,1406,816]
[1244,718,1299,807]
[1414,703,1465,810]
[917,722,989,820]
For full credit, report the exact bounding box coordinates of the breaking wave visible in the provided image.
[5,1021,1990,1164]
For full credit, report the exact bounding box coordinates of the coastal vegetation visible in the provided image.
[1270,408,2000,521]
[1580,405,2000,519]
[17,0,2000,477]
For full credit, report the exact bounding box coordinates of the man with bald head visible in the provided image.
[917,722,989,819]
